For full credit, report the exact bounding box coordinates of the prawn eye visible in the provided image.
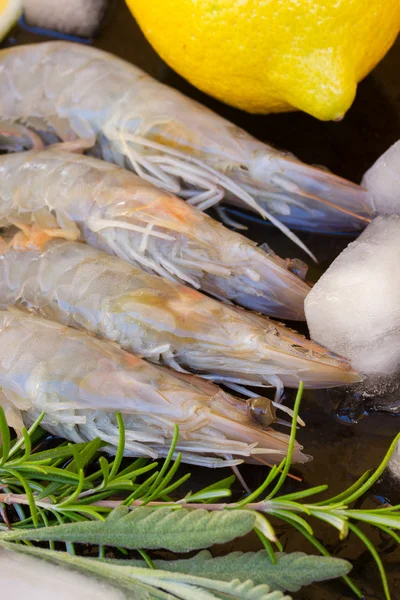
[248,396,276,428]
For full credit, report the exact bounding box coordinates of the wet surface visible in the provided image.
[2,2,400,598]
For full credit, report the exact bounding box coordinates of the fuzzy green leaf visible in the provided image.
[99,550,352,592]
[3,506,256,552]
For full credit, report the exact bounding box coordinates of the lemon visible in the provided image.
[126,0,400,121]
[0,0,21,42]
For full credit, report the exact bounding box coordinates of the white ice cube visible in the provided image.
[305,215,400,376]
[23,0,107,37]
[362,140,400,215]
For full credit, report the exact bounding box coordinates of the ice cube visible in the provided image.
[23,0,107,37]
[305,215,400,376]
[362,140,400,215]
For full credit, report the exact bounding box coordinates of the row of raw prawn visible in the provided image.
[0,148,310,321]
[0,232,358,392]
[0,144,358,391]
[0,145,359,468]
[0,226,358,468]
[0,41,368,468]
[0,41,375,247]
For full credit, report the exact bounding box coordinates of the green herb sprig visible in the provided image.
[0,383,398,599]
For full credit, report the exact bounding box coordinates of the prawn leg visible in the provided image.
[111,131,318,261]
[48,137,97,154]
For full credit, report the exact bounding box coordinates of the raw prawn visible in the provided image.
[0,148,311,320]
[0,310,309,467]
[0,42,373,257]
[0,234,359,392]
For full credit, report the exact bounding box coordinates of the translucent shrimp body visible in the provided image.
[0,42,372,244]
[0,149,310,320]
[0,310,308,467]
[0,238,359,391]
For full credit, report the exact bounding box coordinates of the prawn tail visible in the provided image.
[103,129,318,261]
[243,152,373,234]
[0,119,45,152]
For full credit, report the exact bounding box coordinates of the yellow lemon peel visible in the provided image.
[126,0,400,120]
[0,0,21,42]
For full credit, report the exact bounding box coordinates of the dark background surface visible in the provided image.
[3,1,400,598]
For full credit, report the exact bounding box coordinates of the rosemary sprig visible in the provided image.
[0,385,398,599]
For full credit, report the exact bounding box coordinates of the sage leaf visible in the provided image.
[4,505,256,552]
[100,550,352,592]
